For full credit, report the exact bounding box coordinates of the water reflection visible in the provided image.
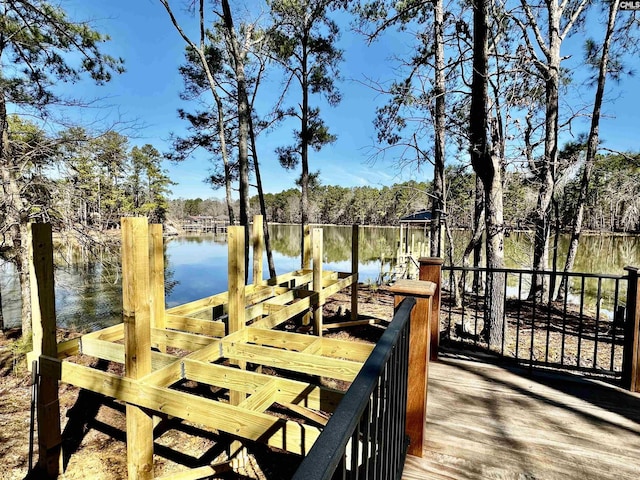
[1,226,639,331]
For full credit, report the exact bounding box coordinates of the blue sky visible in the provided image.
[62,1,640,200]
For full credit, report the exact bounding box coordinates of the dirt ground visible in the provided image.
[0,287,396,480]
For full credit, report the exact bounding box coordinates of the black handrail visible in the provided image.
[292,297,416,480]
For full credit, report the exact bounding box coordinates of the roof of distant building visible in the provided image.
[400,210,432,222]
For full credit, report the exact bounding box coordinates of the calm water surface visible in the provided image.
[2,225,640,330]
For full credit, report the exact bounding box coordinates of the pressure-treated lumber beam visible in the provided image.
[243,328,373,361]
[39,357,321,455]
[154,464,231,480]
[140,360,184,388]
[237,379,277,412]
[164,315,226,337]
[250,296,314,330]
[165,284,275,317]
[312,228,323,336]
[29,223,62,477]
[121,217,154,479]
[82,323,124,342]
[280,403,329,427]
[150,224,166,352]
[351,225,359,321]
[221,342,362,381]
[320,337,373,362]
[181,359,342,412]
[56,337,80,358]
[244,327,317,352]
[265,270,313,287]
[249,274,355,331]
[322,318,383,330]
[302,339,322,355]
[80,336,176,370]
[227,225,247,467]
[150,328,216,351]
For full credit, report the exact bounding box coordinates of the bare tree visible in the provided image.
[513,0,590,300]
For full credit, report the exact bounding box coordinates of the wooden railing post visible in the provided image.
[388,279,436,458]
[419,257,444,360]
[623,266,640,392]
[121,217,154,479]
[30,223,62,478]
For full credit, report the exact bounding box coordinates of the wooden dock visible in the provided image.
[403,357,640,480]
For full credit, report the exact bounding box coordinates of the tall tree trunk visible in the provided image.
[528,0,589,301]
[300,29,310,268]
[472,175,484,290]
[0,278,4,331]
[484,165,505,347]
[0,95,32,334]
[213,91,236,225]
[470,0,505,348]
[431,0,446,258]
[248,116,277,278]
[559,0,619,301]
[221,0,251,276]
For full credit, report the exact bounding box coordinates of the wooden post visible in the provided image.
[30,223,62,477]
[252,215,264,286]
[228,225,247,461]
[388,279,435,458]
[122,218,154,480]
[149,224,166,352]
[351,225,359,321]
[302,224,312,270]
[623,266,640,392]
[312,228,323,336]
[419,257,444,361]
[228,226,247,341]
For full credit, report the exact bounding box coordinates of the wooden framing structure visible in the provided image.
[27,216,367,479]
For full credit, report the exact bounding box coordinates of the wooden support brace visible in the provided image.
[389,279,436,458]
[41,357,321,455]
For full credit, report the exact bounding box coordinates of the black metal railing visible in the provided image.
[441,266,627,377]
[292,297,415,480]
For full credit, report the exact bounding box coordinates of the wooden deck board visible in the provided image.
[403,358,640,480]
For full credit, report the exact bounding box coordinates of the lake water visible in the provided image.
[2,225,640,330]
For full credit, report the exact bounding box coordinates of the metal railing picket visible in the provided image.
[292,297,415,480]
[440,266,626,378]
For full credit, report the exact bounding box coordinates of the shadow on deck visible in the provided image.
[403,356,640,480]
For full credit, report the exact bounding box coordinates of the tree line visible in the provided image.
[170,150,640,233]
[2,1,639,346]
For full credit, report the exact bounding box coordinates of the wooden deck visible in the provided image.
[403,357,640,480]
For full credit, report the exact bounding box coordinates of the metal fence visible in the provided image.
[292,297,415,480]
[440,266,627,377]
